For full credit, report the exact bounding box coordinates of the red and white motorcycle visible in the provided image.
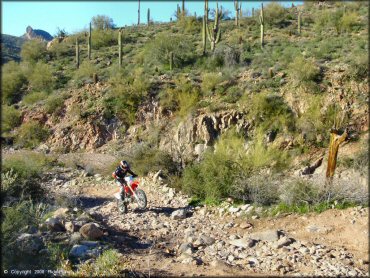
[114,176,147,213]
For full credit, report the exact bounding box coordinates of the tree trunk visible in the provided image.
[326,129,348,180]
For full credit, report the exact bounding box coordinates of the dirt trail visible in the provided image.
[75,176,369,277]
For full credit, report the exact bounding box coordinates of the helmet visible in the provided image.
[120,160,129,170]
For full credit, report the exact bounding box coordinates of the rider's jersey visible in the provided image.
[112,166,137,180]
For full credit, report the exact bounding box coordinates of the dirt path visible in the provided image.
[71,174,369,277]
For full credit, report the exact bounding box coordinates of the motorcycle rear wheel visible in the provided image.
[117,199,128,213]
[135,189,147,209]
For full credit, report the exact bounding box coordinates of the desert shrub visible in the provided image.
[244,131,291,173]
[279,178,322,206]
[2,152,52,200]
[91,15,115,30]
[263,2,287,26]
[346,48,368,81]
[231,174,280,205]
[2,105,22,133]
[104,68,150,125]
[48,40,73,59]
[288,56,320,92]
[248,92,295,133]
[22,91,49,105]
[44,93,65,114]
[143,33,195,69]
[20,40,47,63]
[177,16,201,33]
[340,12,361,32]
[158,76,200,118]
[181,130,246,202]
[222,86,243,103]
[72,249,127,277]
[211,45,240,68]
[2,61,27,104]
[74,60,97,81]
[15,120,50,148]
[130,145,178,177]
[28,62,55,92]
[2,201,51,269]
[91,29,117,49]
[201,72,225,95]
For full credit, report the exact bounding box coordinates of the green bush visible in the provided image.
[130,145,178,177]
[72,249,127,276]
[177,16,201,33]
[91,29,117,49]
[201,72,225,95]
[28,62,54,92]
[2,61,27,104]
[44,93,65,114]
[74,60,97,81]
[248,92,295,133]
[263,2,287,26]
[15,120,50,148]
[104,68,150,125]
[288,56,320,92]
[2,201,51,269]
[143,33,195,69]
[2,105,21,133]
[279,178,322,206]
[22,91,49,105]
[20,40,47,63]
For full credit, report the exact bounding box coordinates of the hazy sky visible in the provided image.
[2,1,302,37]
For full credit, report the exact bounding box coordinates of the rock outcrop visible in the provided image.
[23,26,53,41]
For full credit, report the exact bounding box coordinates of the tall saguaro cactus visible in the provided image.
[147,8,150,26]
[202,15,207,55]
[75,38,80,69]
[138,0,141,25]
[118,29,122,68]
[182,0,185,17]
[259,3,264,48]
[298,10,302,34]
[88,22,91,60]
[239,3,242,25]
[204,0,209,22]
[177,4,181,19]
[169,51,174,71]
[234,0,240,27]
[206,2,222,52]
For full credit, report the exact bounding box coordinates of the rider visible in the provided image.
[112,160,138,200]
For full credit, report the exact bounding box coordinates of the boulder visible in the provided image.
[178,243,194,255]
[196,234,216,246]
[69,244,89,258]
[65,221,80,233]
[53,207,69,218]
[171,209,187,220]
[45,217,66,232]
[79,223,104,240]
[229,238,256,248]
[247,230,281,242]
[229,207,240,213]
[16,233,44,255]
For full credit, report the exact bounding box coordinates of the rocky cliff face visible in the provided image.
[23,26,53,41]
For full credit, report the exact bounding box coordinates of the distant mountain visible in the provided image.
[22,26,53,41]
[1,34,25,64]
[1,26,54,64]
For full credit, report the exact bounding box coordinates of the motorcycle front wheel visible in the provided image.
[135,189,147,209]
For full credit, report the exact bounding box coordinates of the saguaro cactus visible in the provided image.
[206,2,222,52]
[182,0,185,17]
[239,3,242,24]
[298,10,302,34]
[202,15,207,55]
[204,0,209,22]
[75,38,80,69]
[259,3,264,48]
[234,0,240,26]
[138,0,140,25]
[88,22,91,60]
[177,4,181,19]
[252,7,254,17]
[147,8,150,26]
[118,29,122,67]
[169,51,174,70]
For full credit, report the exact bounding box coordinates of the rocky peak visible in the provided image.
[23,25,53,41]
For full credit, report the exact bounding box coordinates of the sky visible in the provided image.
[2,1,303,37]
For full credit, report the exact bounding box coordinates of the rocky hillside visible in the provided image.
[1,34,25,64]
[1,1,368,275]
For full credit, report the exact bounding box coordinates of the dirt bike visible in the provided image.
[114,176,147,213]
